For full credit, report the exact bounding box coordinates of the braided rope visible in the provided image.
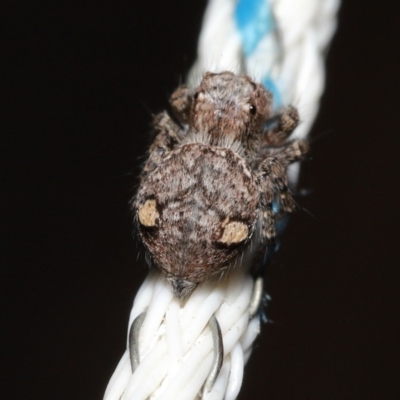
[104,1,340,399]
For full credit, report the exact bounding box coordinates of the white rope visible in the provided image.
[104,1,340,399]
[104,268,259,400]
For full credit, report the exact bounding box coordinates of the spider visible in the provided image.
[133,71,308,299]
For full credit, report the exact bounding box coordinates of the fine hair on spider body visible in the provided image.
[133,71,308,299]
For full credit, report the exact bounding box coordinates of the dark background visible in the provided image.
[3,1,399,399]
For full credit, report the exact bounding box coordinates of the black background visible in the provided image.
[3,1,399,399]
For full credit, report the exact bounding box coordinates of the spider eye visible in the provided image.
[249,104,257,115]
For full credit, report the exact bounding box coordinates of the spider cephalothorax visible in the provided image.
[133,71,308,298]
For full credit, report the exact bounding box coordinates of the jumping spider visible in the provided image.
[133,71,308,299]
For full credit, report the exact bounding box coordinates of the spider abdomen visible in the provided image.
[135,142,260,298]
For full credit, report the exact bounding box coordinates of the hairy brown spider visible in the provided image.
[133,71,308,298]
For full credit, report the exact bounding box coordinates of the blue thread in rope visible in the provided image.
[272,201,279,215]
[234,0,274,56]
[235,0,282,108]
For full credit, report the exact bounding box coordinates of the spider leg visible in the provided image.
[273,139,309,167]
[141,111,184,176]
[264,105,299,146]
[255,138,308,273]
[169,84,194,124]
[151,110,184,141]
[255,154,295,271]
[258,155,295,220]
